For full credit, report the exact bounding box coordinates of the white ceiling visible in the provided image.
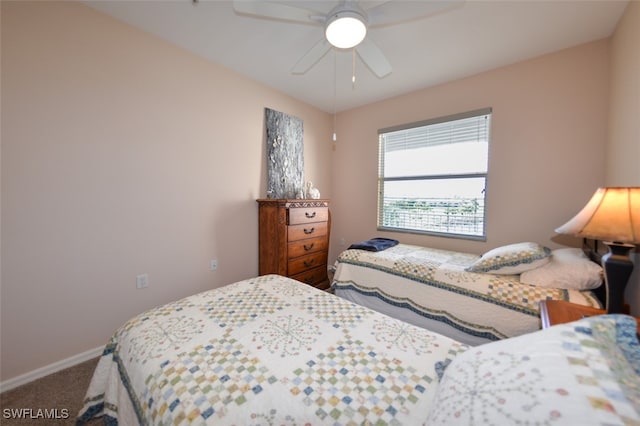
[84,0,629,113]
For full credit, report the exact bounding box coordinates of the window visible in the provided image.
[378,108,491,240]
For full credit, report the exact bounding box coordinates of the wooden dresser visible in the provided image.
[257,199,330,290]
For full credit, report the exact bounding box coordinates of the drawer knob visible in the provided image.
[305,211,317,219]
[304,243,315,251]
[304,259,316,267]
[304,227,315,235]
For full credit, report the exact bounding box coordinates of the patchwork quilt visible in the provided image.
[76,274,468,425]
[332,244,602,343]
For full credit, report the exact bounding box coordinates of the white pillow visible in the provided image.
[465,242,551,275]
[519,248,603,290]
[427,315,640,425]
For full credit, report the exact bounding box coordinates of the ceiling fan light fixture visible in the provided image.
[325,11,367,49]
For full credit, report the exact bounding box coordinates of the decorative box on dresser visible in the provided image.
[257,199,331,290]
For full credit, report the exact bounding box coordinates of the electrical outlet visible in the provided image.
[210,259,218,272]
[136,273,149,289]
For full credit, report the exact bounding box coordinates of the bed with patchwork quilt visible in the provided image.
[76,273,639,425]
[77,274,640,425]
[332,242,603,345]
[76,274,468,425]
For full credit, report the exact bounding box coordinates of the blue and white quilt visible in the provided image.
[76,274,467,425]
[332,244,602,344]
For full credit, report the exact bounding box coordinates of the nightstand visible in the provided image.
[539,300,640,333]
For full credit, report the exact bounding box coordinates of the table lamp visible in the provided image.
[555,187,639,313]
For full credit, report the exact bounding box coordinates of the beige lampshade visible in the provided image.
[555,187,640,243]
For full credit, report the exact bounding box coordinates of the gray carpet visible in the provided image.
[0,358,103,425]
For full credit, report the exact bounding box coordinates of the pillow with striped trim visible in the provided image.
[465,242,551,275]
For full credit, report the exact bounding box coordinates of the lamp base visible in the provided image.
[602,241,635,314]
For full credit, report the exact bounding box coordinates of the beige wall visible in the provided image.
[330,40,610,262]
[607,1,640,186]
[607,1,640,313]
[0,1,332,382]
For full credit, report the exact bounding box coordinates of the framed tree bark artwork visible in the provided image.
[265,108,304,199]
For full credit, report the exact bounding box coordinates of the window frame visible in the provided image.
[377,107,492,241]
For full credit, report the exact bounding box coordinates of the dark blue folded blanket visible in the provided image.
[348,237,399,252]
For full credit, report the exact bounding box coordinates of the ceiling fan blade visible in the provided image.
[367,0,464,27]
[356,38,392,78]
[291,38,332,75]
[232,1,321,24]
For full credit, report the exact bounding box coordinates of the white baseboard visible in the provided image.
[0,346,104,394]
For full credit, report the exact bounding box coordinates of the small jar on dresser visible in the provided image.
[257,199,330,290]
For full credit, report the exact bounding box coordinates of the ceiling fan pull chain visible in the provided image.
[333,50,337,142]
[352,49,356,89]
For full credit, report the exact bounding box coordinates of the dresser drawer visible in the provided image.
[288,207,329,225]
[287,236,328,258]
[290,265,329,288]
[288,251,328,276]
[288,222,328,242]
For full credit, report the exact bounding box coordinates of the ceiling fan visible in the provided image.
[232,0,463,78]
